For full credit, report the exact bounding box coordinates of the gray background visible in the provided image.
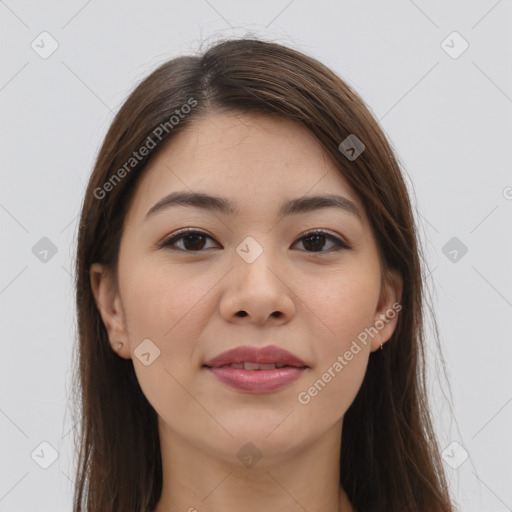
[1,1,511,510]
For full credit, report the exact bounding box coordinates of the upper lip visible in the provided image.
[203,344,308,368]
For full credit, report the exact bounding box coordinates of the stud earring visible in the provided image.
[380,343,384,350]
[116,341,122,351]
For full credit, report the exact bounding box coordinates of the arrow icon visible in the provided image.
[32,237,58,262]
[31,441,59,468]
[236,441,263,467]
[31,31,59,60]
[440,31,469,59]
[442,237,467,263]
[236,237,263,263]
[339,134,365,161]
[134,339,161,366]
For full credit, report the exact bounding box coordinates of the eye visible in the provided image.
[160,228,350,253]
[160,228,219,252]
[292,229,350,253]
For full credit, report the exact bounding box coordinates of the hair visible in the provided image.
[71,37,456,511]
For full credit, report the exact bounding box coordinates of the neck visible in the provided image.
[153,418,354,512]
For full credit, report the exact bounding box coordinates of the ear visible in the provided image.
[90,263,130,359]
[369,267,403,352]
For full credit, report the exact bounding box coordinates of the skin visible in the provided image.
[91,111,402,512]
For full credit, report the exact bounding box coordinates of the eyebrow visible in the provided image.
[145,191,362,221]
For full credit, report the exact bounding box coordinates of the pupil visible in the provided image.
[304,234,325,252]
[184,234,206,250]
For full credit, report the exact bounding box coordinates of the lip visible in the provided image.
[203,344,309,394]
[203,344,308,368]
[206,366,307,393]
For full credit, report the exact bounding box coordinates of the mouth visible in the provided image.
[202,344,309,393]
[203,344,309,369]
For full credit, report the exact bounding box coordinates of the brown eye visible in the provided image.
[161,228,349,254]
[293,230,349,253]
[162,229,218,252]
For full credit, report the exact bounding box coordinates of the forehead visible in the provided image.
[126,111,367,224]
[159,111,336,176]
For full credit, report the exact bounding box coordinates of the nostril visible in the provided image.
[235,311,282,318]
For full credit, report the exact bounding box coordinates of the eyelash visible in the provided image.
[159,228,350,254]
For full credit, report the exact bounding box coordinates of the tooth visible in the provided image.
[243,362,260,370]
[259,363,277,370]
[275,363,286,368]
[229,363,244,369]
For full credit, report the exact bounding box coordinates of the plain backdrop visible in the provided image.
[1,1,511,510]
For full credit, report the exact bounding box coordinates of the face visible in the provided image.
[91,111,402,468]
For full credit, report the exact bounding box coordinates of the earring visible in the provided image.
[116,341,123,351]
[380,343,384,350]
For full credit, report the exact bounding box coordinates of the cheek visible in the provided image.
[309,267,380,353]
[296,284,376,423]
[120,257,213,343]
[120,261,212,423]
[298,267,379,408]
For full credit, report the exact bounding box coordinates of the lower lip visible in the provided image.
[205,366,307,393]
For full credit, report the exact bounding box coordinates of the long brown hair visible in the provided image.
[71,37,456,511]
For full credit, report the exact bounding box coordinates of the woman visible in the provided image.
[71,37,456,511]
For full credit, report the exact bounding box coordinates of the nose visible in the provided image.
[219,250,295,325]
